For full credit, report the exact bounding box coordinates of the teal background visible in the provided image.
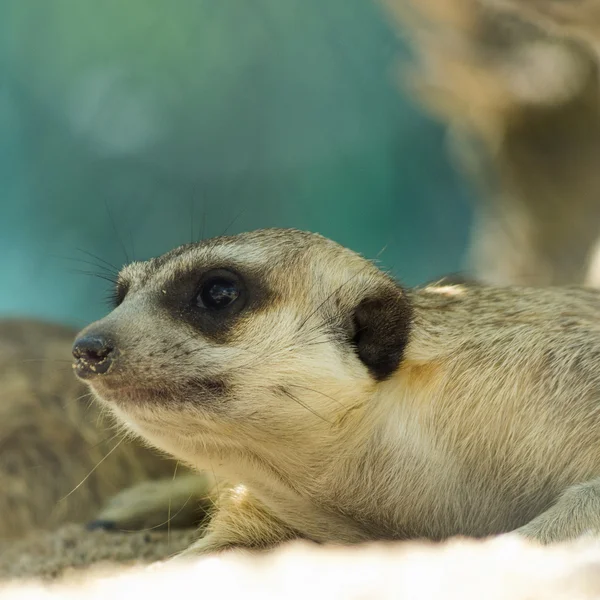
[0,0,473,328]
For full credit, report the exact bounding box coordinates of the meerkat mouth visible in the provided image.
[90,382,174,405]
[90,378,228,407]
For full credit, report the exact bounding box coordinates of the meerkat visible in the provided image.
[70,227,600,555]
[0,319,208,539]
[382,0,600,287]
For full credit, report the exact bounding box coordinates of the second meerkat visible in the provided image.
[73,228,600,553]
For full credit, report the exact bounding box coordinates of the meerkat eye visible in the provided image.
[196,272,242,310]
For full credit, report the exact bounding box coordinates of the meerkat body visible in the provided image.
[73,229,600,552]
[0,319,206,539]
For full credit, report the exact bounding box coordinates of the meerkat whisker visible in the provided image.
[75,247,122,274]
[59,437,125,502]
[68,269,118,286]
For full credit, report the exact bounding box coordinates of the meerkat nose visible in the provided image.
[72,334,116,379]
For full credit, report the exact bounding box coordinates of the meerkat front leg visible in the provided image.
[516,478,600,544]
[88,472,215,532]
[178,484,300,556]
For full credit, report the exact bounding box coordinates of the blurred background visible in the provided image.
[0,0,473,328]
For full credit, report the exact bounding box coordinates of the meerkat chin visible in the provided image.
[73,227,600,554]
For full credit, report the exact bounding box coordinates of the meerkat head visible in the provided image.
[72,229,412,462]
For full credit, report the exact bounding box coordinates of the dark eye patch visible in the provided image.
[156,264,273,343]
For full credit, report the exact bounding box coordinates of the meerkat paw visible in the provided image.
[167,485,300,559]
[515,520,600,545]
[513,521,559,545]
[513,478,600,544]
[87,472,216,532]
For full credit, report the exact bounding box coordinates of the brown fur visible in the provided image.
[73,229,600,555]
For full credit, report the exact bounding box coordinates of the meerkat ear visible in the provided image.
[352,285,412,381]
